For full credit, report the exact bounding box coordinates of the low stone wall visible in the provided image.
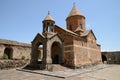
[0,60,28,70]
[102,51,120,64]
[0,39,31,60]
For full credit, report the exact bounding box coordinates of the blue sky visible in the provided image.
[0,0,120,51]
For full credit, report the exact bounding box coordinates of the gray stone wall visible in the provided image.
[102,51,120,64]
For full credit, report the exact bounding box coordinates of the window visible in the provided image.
[47,22,50,25]
[80,24,82,29]
[69,25,72,30]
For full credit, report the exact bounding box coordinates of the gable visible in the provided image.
[54,25,82,39]
[87,30,96,41]
[49,33,63,42]
[32,33,45,45]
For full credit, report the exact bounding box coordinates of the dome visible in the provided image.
[43,12,54,21]
[67,6,85,18]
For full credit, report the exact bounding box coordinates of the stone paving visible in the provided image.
[17,64,111,78]
[0,64,120,80]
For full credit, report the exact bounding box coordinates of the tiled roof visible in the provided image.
[43,12,54,21]
[67,6,84,18]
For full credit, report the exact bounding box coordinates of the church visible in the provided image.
[29,5,102,69]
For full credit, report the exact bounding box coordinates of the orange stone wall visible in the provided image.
[73,37,102,68]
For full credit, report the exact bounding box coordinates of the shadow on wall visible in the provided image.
[102,54,107,64]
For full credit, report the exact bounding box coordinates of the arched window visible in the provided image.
[37,43,43,63]
[4,47,13,59]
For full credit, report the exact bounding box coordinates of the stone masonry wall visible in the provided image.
[0,44,31,60]
[12,46,31,59]
[74,38,101,68]
[0,45,5,58]
[102,51,120,64]
[0,39,31,60]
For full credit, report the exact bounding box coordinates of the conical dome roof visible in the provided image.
[67,6,85,18]
[43,12,54,21]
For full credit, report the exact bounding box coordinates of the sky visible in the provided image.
[0,0,120,51]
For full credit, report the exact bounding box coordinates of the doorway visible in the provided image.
[52,55,59,64]
[51,42,62,64]
[102,55,107,64]
[4,47,13,59]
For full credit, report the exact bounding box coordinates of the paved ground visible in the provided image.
[0,64,120,80]
[17,64,112,78]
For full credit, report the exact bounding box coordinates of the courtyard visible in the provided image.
[0,64,120,80]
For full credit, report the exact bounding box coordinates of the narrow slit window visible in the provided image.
[80,24,82,29]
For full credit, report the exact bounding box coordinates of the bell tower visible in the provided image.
[66,5,86,34]
[42,12,55,33]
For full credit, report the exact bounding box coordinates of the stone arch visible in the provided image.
[48,35,64,64]
[102,54,107,64]
[38,47,43,62]
[51,42,62,64]
[32,41,44,63]
[4,47,13,59]
[30,40,46,69]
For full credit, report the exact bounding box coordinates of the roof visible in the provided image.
[55,25,89,41]
[74,27,84,32]
[55,25,85,40]
[55,25,97,40]
[36,32,60,39]
[81,30,91,36]
[0,39,31,47]
[67,6,85,18]
[44,32,57,38]
[81,30,97,40]
[32,32,63,44]
[55,25,78,36]
[43,12,54,21]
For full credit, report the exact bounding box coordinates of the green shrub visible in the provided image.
[3,53,8,59]
[21,56,25,60]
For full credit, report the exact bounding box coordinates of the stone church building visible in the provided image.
[29,6,102,69]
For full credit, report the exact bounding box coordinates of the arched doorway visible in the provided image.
[37,44,43,63]
[4,47,13,59]
[102,55,107,64]
[51,42,62,64]
[33,42,44,64]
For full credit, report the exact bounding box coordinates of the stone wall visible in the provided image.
[0,45,5,58]
[74,39,101,68]
[0,60,27,70]
[102,51,120,64]
[0,39,31,60]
